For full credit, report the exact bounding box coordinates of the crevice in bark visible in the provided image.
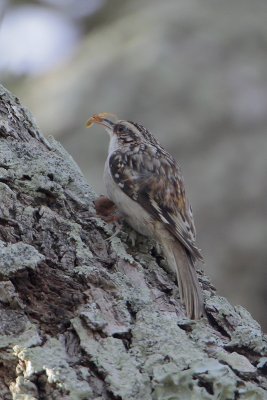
[197,376,214,395]
[112,331,133,351]
[224,345,261,364]
[80,356,119,400]
[125,300,137,321]
[206,310,231,339]
[11,265,87,335]
[0,355,17,398]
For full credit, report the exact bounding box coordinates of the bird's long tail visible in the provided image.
[162,239,204,319]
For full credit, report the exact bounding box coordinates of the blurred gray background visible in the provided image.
[1,0,267,329]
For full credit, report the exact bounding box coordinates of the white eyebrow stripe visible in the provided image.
[117,120,141,136]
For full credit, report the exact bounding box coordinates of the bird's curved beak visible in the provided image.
[86,113,116,130]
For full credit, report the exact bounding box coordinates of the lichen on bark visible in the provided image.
[0,85,266,399]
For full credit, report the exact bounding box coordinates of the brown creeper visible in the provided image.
[87,113,204,319]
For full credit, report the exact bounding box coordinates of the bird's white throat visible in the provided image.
[108,134,120,156]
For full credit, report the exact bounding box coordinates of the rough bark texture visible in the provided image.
[14,0,267,329]
[0,84,266,400]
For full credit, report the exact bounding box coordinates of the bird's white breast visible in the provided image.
[108,134,120,155]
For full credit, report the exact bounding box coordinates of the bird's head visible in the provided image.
[86,112,158,145]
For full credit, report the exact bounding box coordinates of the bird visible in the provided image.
[87,113,204,319]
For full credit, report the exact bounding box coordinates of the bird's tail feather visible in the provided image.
[162,240,204,319]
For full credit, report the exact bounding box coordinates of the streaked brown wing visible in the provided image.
[109,144,203,262]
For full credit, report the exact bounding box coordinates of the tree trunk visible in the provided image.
[0,84,266,400]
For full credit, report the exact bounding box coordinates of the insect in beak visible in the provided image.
[86,112,117,129]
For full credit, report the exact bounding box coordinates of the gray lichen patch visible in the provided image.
[206,296,267,355]
[0,84,51,149]
[188,319,227,350]
[114,259,153,310]
[10,376,39,400]
[49,138,97,206]
[0,182,17,219]
[72,317,151,400]
[65,218,95,265]
[153,358,266,400]
[36,205,95,265]
[107,235,135,263]
[0,281,24,309]
[216,350,256,374]
[0,96,95,220]
[0,241,45,279]
[10,139,93,212]
[80,291,132,336]
[14,337,92,399]
[0,318,41,350]
[152,359,234,400]
[92,215,136,264]
[131,308,205,374]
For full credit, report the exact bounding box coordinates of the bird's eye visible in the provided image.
[115,124,125,134]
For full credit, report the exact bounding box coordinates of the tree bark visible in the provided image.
[0,84,266,400]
